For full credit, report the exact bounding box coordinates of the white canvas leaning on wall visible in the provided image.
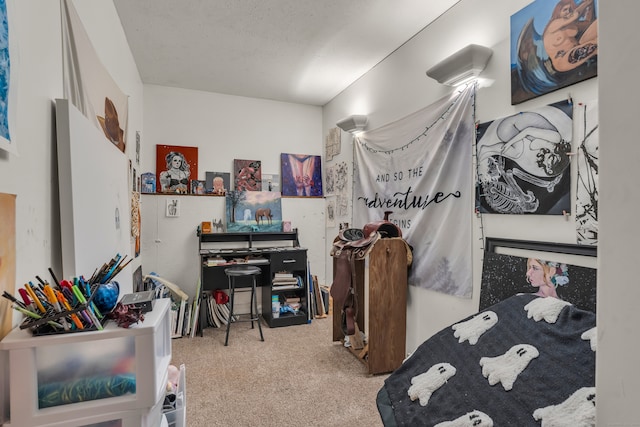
[55,98,132,290]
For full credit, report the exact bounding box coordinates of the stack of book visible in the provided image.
[206,257,228,267]
[272,272,301,290]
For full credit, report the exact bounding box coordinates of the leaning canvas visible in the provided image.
[225,191,282,233]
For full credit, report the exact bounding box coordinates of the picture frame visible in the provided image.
[156,145,198,194]
[482,237,597,312]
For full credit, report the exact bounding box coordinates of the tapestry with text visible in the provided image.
[353,85,474,297]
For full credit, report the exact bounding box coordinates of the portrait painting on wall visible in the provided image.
[205,171,231,196]
[280,153,323,197]
[234,159,262,191]
[475,99,573,215]
[225,191,282,233]
[480,251,596,313]
[510,0,598,105]
[155,145,198,194]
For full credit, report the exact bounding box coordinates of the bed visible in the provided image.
[377,239,597,427]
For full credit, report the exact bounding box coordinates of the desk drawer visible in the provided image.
[270,251,307,271]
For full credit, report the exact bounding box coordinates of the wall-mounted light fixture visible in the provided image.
[336,115,368,133]
[426,44,493,86]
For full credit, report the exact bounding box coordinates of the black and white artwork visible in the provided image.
[476,100,573,215]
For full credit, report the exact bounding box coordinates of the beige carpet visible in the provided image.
[170,316,388,427]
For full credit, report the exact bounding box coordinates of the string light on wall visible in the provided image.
[359,84,472,155]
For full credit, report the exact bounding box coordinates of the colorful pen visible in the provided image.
[43,285,70,331]
[18,288,35,312]
[24,283,46,313]
[56,289,84,330]
[72,285,103,330]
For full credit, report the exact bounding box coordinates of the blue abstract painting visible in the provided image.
[0,0,11,145]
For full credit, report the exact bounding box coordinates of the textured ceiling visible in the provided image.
[113,0,460,106]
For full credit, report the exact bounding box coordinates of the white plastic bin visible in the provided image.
[162,364,186,427]
[0,299,171,427]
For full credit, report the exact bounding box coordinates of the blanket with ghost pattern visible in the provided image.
[379,294,596,427]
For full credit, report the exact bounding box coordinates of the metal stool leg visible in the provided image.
[252,276,264,341]
[224,276,234,346]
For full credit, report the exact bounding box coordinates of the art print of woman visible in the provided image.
[511,0,597,104]
[156,145,198,194]
[280,153,323,197]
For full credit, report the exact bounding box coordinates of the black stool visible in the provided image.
[224,265,264,346]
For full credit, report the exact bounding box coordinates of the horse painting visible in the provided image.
[255,208,273,225]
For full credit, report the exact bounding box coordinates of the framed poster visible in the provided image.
[510,0,598,104]
[156,145,198,194]
[280,153,323,197]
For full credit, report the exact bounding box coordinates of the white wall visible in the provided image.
[140,85,325,298]
[597,1,640,423]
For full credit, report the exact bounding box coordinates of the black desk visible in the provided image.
[197,230,309,334]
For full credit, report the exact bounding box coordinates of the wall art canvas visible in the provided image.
[156,145,198,194]
[475,99,573,215]
[510,0,598,105]
[225,191,282,233]
[281,153,323,197]
[166,198,180,217]
[190,180,206,195]
[131,191,140,257]
[205,171,230,195]
[261,173,280,192]
[0,0,16,154]
[575,101,598,245]
[480,250,596,313]
[61,0,129,153]
[325,127,341,161]
[141,172,156,193]
[234,159,262,191]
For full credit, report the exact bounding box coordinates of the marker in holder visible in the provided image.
[19,282,108,336]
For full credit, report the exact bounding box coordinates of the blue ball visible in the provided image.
[93,282,120,313]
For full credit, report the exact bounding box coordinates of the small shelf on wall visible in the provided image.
[141,193,226,197]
